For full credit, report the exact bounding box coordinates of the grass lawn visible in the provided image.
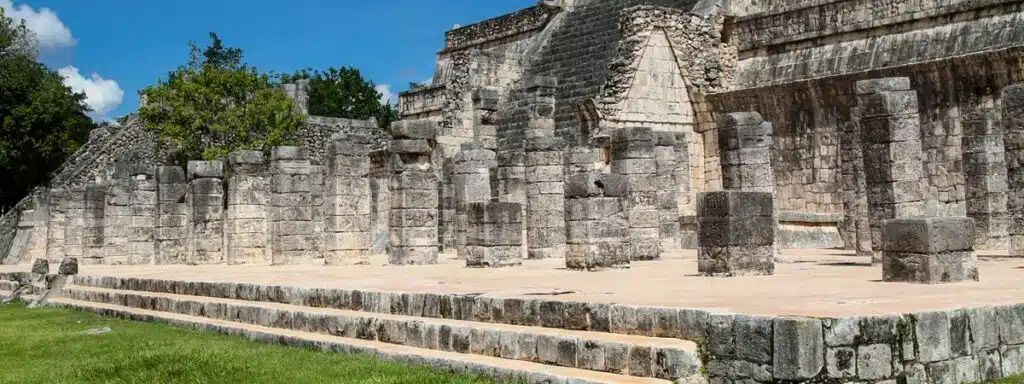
[0,301,504,384]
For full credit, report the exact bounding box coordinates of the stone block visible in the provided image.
[858,344,892,380]
[391,120,437,140]
[187,161,224,179]
[826,347,856,378]
[734,315,773,364]
[773,317,824,381]
[271,146,307,161]
[882,217,976,253]
[882,251,979,284]
[856,77,911,94]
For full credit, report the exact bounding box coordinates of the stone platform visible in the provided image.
[6,249,1021,318]
[6,248,1024,384]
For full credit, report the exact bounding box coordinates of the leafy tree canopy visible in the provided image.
[139,32,305,163]
[279,66,398,129]
[0,8,95,211]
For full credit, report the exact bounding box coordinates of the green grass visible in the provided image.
[0,302,503,384]
[989,376,1024,384]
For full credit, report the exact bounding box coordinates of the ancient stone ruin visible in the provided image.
[4,0,1024,383]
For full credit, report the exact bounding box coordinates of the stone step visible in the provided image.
[47,297,685,384]
[61,285,701,381]
[71,276,712,342]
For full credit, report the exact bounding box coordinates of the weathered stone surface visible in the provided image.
[58,257,78,275]
[698,191,776,276]
[881,216,979,284]
[31,258,48,275]
[773,317,824,380]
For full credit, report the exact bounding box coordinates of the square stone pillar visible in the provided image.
[390,122,439,265]
[63,186,85,260]
[187,161,225,264]
[129,169,157,265]
[611,127,661,261]
[697,191,776,276]
[157,166,188,265]
[654,132,681,251]
[326,136,374,265]
[523,76,565,260]
[269,147,315,265]
[82,184,106,264]
[840,120,872,256]
[564,172,630,271]
[369,151,392,254]
[453,143,497,259]
[962,107,1009,250]
[227,151,269,265]
[1003,84,1024,257]
[717,112,774,193]
[472,87,500,150]
[856,78,929,263]
[103,181,130,264]
[23,199,48,264]
[465,202,523,268]
[525,144,565,260]
[882,217,979,283]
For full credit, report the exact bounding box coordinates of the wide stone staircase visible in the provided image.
[3,275,706,384]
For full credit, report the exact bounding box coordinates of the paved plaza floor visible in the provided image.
[6,249,1022,317]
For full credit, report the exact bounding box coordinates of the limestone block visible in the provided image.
[882,217,979,284]
[187,161,224,179]
[58,257,78,275]
[698,191,776,276]
[391,120,437,140]
[773,317,824,380]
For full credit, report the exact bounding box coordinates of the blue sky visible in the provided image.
[3,0,535,120]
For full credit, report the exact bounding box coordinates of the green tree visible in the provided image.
[0,8,95,211]
[139,33,305,162]
[280,66,398,129]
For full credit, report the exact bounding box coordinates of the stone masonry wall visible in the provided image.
[706,48,1024,216]
[733,1,1024,88]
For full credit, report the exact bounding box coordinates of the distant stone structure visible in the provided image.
[2,0,1024,275]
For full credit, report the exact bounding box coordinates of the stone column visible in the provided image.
[1003,84,1024,257]
[187,161,225,264]
[654,132,681,251]
[882,217,978,283]
[962,107,1009,250]
[453,143,496,259]
[697,191,776,276]
[839,120,872,257]
[82,184,106,264]
[718,113,774,193]
[465,202,523,267]
[24,196,49,263]
[524,76,565,260]
[389,122,439,265]
[103,180,130,264]
[156,166,188,264]
[309,164,326,260]
[369,151,392,254]
[325,136,374,265]
[129,169,157,264]
[227,151,268,265]
[62,186,85,261]
[472,87,500,150]
[856,78,928,263]
[611,127,661,261]
[564,172,630,271]
[269,147,315,265]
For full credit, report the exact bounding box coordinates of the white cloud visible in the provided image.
[375,84,395,105]
[1,0,75,49]
[58,66,124,115]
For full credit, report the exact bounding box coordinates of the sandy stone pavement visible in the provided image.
[7,249,1022,318]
